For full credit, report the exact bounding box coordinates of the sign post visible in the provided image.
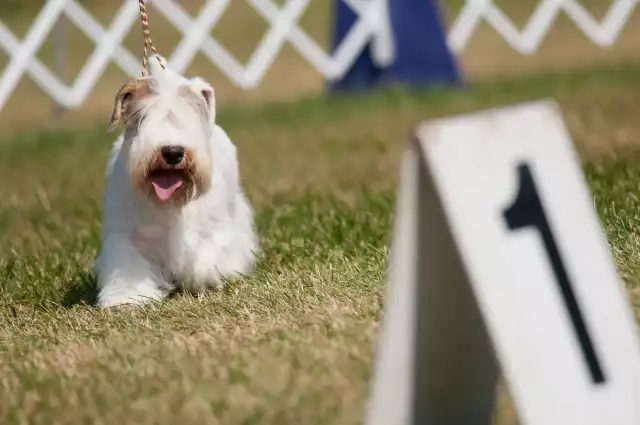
[365,100,640,425]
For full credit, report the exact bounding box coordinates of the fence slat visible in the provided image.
[0,0,637,114]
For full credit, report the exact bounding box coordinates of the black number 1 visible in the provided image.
[502,162,606,385]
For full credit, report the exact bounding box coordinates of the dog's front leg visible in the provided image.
[95,233,169,308]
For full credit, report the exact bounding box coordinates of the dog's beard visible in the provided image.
[130,150,211,206]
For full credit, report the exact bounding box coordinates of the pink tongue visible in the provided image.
[150,173,184,201]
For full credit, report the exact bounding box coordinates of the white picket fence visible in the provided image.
[0,0,637,115]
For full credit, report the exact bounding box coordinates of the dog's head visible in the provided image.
[108,56,216,207]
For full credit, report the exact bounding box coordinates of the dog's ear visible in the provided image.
[107,78,151,134]
[177,85,211,123]
[188,77,216,124]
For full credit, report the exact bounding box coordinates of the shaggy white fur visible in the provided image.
[95,55,258,308]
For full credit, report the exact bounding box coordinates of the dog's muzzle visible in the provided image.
[131,146,210,206]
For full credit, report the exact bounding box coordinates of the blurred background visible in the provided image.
[2,0,639,133]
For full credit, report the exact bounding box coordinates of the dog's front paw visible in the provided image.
[103,303,141,312]
[97,284,166,309]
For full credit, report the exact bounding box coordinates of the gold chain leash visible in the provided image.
[138,0,164,76]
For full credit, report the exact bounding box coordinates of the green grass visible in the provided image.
[3,64,640,424]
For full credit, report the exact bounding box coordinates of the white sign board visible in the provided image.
[364,100,640,425]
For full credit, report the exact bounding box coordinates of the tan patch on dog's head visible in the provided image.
[107,78,153,134]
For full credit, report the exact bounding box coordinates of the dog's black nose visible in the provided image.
[161,146,185,165]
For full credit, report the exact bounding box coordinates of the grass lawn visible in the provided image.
[2,63,640,424]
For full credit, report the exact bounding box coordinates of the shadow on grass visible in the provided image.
[61,274,244,307]
[62,271,98,308]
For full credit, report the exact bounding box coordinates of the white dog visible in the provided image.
[94,56,258,308]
